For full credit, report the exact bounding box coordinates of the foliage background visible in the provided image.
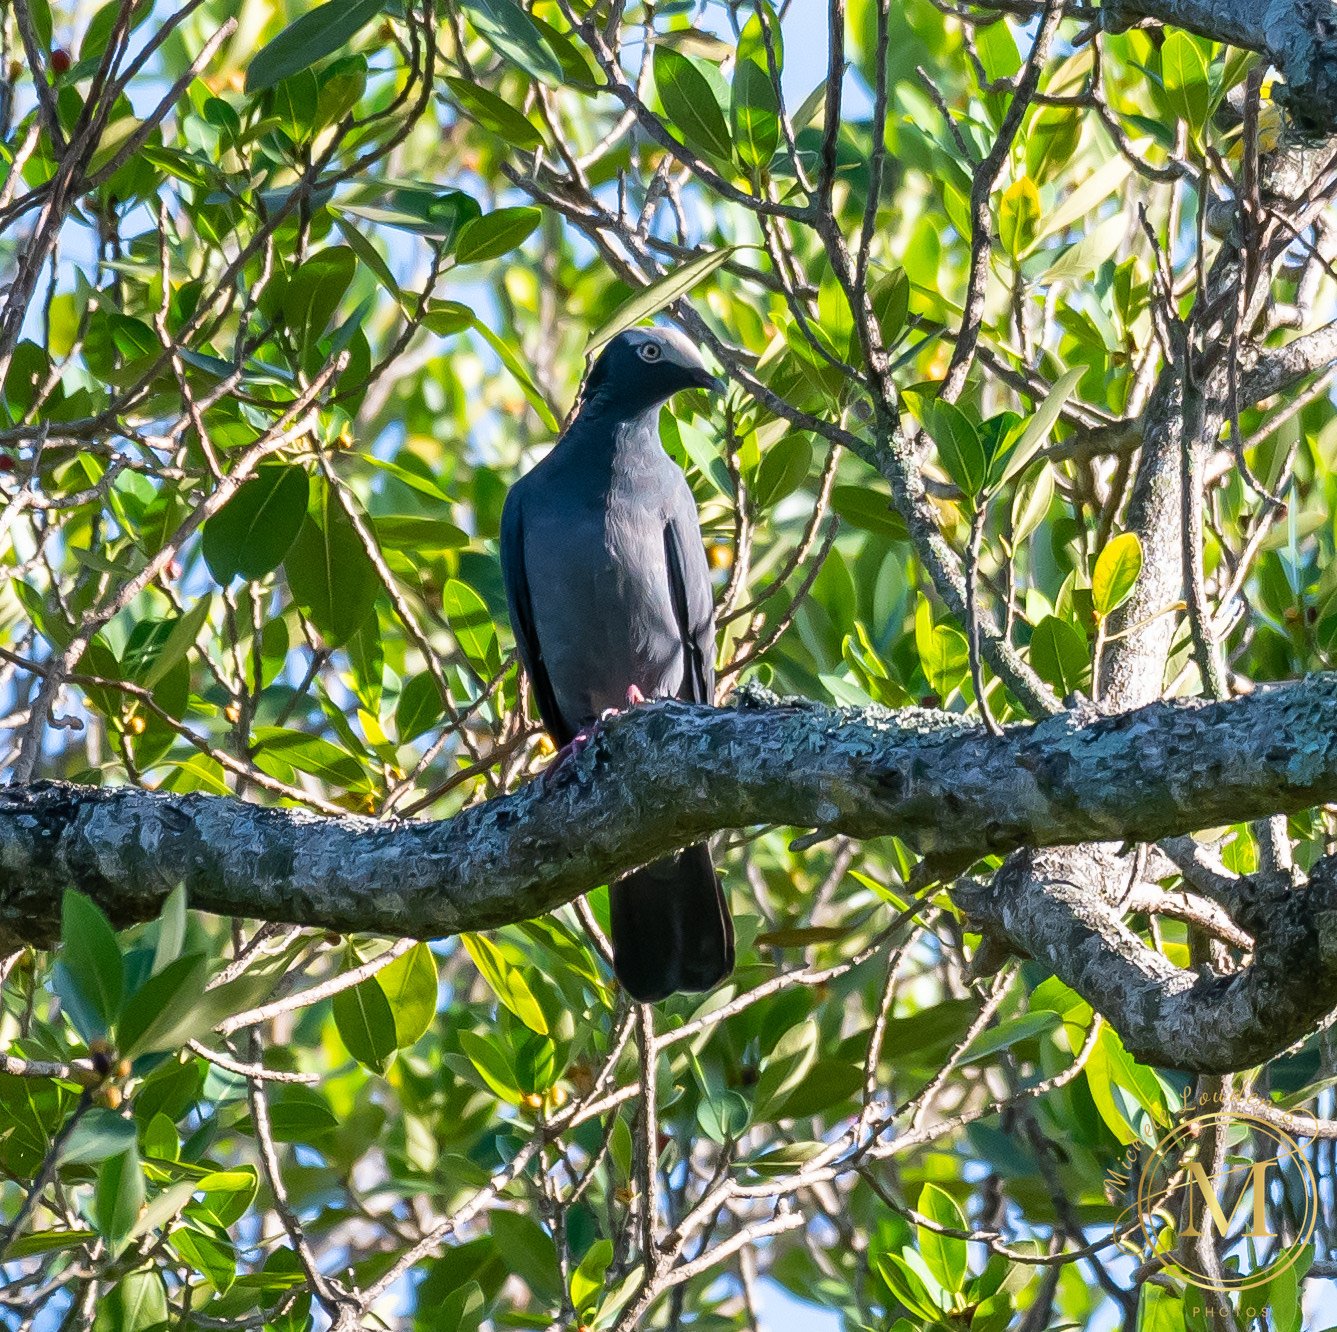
[1,0,1336,1328]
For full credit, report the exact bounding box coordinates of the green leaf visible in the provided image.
[437,1279,485,1332]
[96,1266,168,1331]
[336,220,403,306]
[1037,156,1131,241]
[454,206,542,264]
[203,464,309,584]
[747,1140,827,1176]
[696,1090,749,1143]
[731,59,779,172]
[347,616,383,712]
[993,367,1084,488]
[463,934,549,1034]
[396,673,443,743]
[118,952,209,1059]
[1161,30,1211,133]
[59,1109,138,1165]
[140,597,211,690]
[1026,105,1082,183]
[489,1210,562,1301]
[372,514,469,554]
[60,890,123,1036]
[377,942,438,1049]
[737,3,783,69]
[96,1145,145,1258]
[831,485,909,540]
[750,1018,818,1122]
[960,1011,1060,1063]
[570,1239,613,1317]
[587,246,737,352]
[750,433,812,510]
[284,477,379,647]
[917,618,969,701]
[333,966,399,1074]
[445,76,545,151]
[336,188,481,244]
[458,0,564,84]
[917,1182,968,1295]
[252,726,369,789]
[443,578,498,672]
[172,1224,236,1294]
[457,1029,522,1102]
[282,246,356,348]
[998,176,1040,257]
[246,0,384,94]
[1029,615,1090,696]
[1092,532,1143,620]
[872,269,910,345]
[653,47,732,162]
[926,401,985,498]
[363,456,453,504]
[149,887,186,975]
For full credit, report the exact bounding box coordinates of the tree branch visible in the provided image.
[4,677,1337,951]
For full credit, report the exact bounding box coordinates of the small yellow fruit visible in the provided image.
[522,1092,544,1111]
[224,701,241,724]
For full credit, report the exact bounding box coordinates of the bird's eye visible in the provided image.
[639,343,662,362]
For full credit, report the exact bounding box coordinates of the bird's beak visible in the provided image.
[689,366,725,393]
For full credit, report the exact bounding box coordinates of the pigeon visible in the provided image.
[500,326,734,1002]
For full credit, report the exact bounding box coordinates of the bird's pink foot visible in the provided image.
[538,688,646,789]
[540,727,593,787]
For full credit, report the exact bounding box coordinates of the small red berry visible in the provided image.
[50,49,71,75]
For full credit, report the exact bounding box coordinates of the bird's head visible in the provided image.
[581,327,723,418]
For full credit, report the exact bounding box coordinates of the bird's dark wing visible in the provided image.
[500,488,576,746]
[663,511,715,706]
[614,506,733,1000]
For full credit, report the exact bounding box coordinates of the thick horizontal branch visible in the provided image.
[3,676,1337,951]
[1106,0,1337,130]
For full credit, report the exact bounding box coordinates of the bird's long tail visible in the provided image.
[609,844,734,1002]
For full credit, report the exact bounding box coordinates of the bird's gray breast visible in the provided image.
[523,454,688,728]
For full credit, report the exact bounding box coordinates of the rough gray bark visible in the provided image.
[958,846,1337,1073]
[1105,0,1337,130]
[5,678,1337,1069]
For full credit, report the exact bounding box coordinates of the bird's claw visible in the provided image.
[539,687,646,788]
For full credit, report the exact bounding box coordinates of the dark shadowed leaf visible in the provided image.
[60,890,123,1036]
[284,478,379,647]
[203,464,309,584]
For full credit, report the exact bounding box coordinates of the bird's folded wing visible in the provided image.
[501,492,575,745]
[663,514,715,706]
